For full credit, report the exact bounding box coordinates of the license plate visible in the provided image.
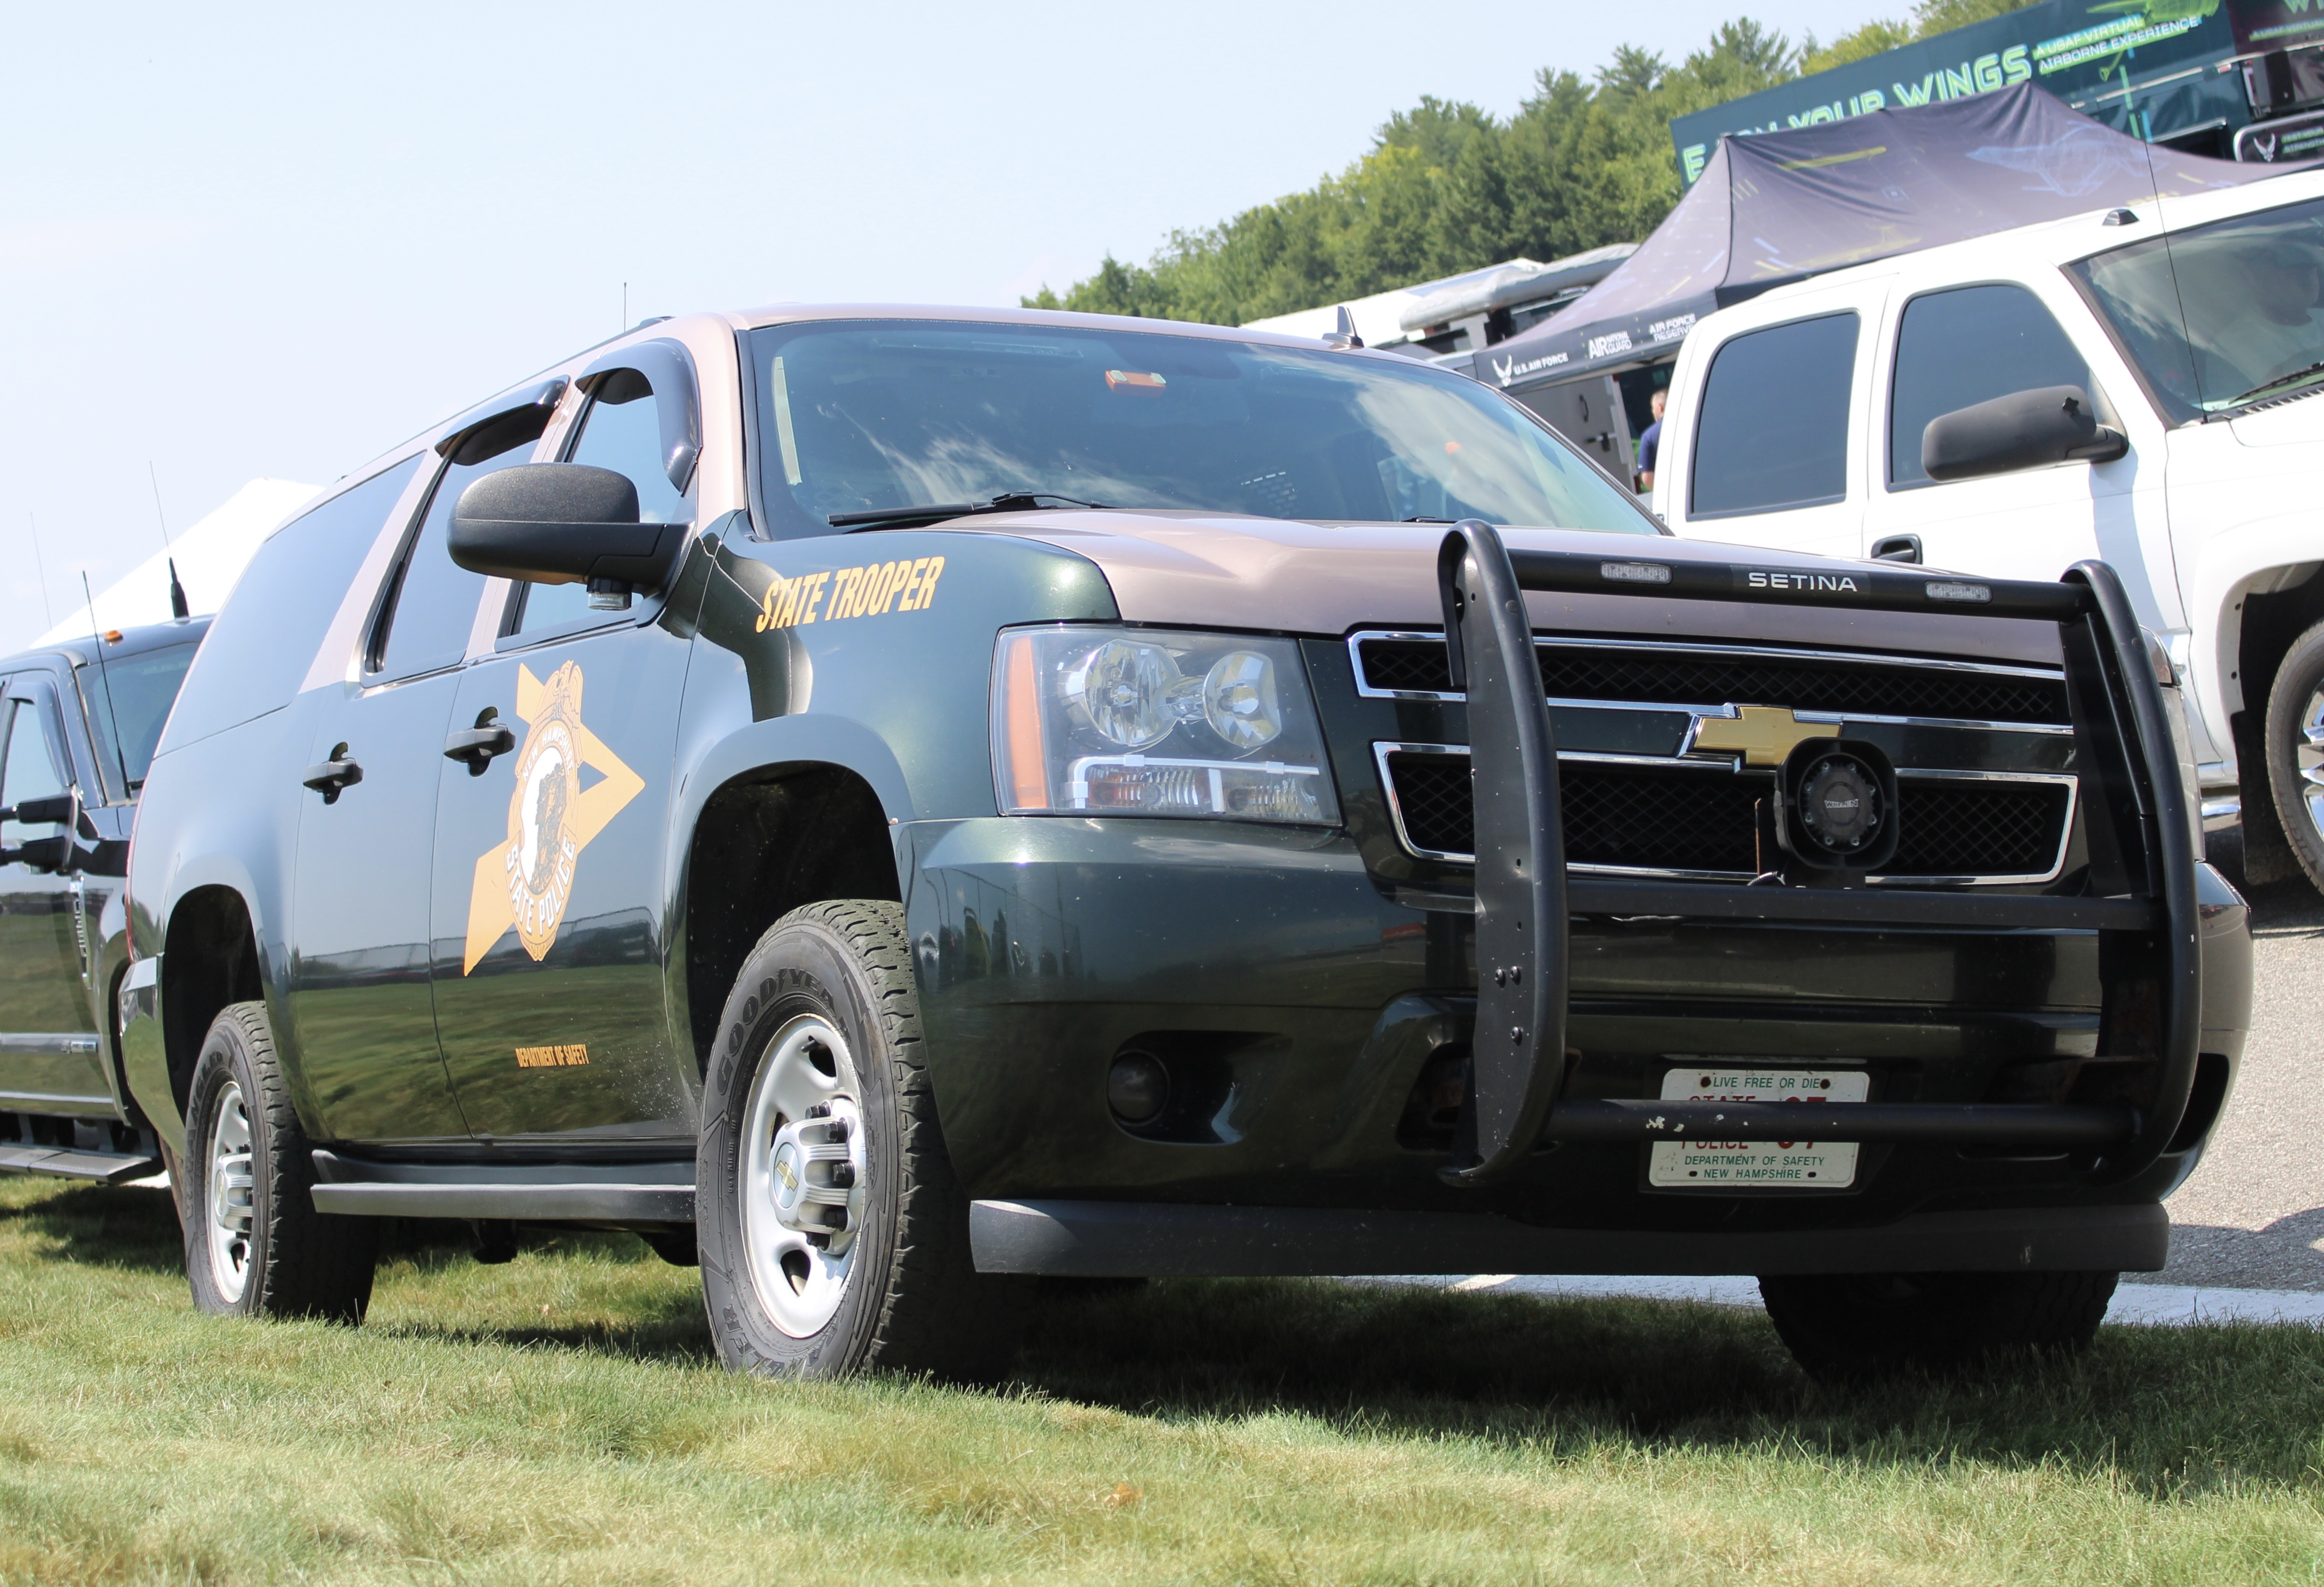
[1646,1066,1870,1189]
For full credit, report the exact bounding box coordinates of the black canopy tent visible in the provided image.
[1466,82,2297,402]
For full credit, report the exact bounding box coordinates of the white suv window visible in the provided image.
[1888,284,2090,489]
[1688,312,1857,519]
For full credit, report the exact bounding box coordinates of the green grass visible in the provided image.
[1,1177,2322,1585]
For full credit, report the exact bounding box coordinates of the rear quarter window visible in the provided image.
[76,640,199,800]
[158,457,421,754]
[1687,312,1859,520]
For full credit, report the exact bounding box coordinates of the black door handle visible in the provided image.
[443,708,516,775]
[302,743,363,804]
[1871,534,1923,564]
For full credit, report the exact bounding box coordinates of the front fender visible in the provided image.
[2188,508,2324,725]
[677,713,917,835]
[92,893,132,1119]
[678,526,1119,827]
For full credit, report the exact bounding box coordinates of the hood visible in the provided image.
[2231,393,2324,448]
[950,511,2064,667]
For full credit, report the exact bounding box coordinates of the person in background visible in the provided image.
[1635,387,1667,494]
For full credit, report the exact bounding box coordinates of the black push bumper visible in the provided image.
[970,1198,2170,1277]
[1435,523,2202,1186]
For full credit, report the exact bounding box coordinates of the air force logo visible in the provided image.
[462,660,644,974]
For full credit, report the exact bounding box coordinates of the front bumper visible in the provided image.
[971,1198,2170,1277]
[907,814,2250,1246]
[910,536,2244,1274]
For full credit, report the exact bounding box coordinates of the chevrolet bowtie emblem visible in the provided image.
[1689,705,1840,767]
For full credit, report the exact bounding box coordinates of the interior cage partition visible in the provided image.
[1434,522,2201,1188]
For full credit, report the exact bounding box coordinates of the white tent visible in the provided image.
[36,477,322,646]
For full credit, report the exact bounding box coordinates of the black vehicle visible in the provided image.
[1,615,209,1182]
[119,308,2251,1381]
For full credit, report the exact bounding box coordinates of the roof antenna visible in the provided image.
[26,513,55,631]
[149,462,188,621]
[82,571,134,800]
[1324,304,1365,350]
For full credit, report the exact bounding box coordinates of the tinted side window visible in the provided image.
[1688,313,1858,519]
[0,693,68,829]
[370,443,534,678]
[513,387,691,635]
[1889,285,2092,488]
[159,456,423,754]
[567,385,690,524]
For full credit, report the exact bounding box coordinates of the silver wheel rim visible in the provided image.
[204,1081,254,1303]
[739,1013,869,1338]
[2299,684,2324,848]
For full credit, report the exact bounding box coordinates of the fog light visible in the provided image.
[1107,1051,1170,1125]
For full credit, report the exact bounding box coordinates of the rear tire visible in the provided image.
[1759,1270,2116,1381]
[2264,619,2324,895]
[697,900,1023,1381]
[182,1001,376,1322]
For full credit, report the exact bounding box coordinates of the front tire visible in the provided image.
[182,1001,377,1322]
[2265,619,2324,895]
[1759,1270,2116,1381]
[697,901,1023,1381]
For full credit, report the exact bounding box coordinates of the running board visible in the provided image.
[0,1144,163,1185]
[308,1151,694,1222]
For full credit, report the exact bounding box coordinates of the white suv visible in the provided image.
[1652,167,2324,891]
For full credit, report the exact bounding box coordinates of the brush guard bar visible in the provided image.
[1434,523,2199,1188]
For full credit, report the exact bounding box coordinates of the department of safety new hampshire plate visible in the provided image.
[1647,1066,1870,1189]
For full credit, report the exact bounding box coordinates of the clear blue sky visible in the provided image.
[2,0,1880,654]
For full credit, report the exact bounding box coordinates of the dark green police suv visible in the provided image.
[118,306,2249,1382]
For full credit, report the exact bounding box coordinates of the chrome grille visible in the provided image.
[1353,635,2069,725]
[1887,780,2065,879]
[1380,749,2073,883]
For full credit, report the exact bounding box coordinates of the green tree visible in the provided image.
[1022,16,1802,326]
[1799,18,1914,75]
[1912,0,2040,31]
[1803,0,2039,77]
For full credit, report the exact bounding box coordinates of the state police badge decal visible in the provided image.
[462,660,645,973]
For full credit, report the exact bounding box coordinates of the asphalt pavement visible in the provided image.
[2143,830,2324,1290]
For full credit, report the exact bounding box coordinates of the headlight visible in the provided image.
[992,626,1339,824]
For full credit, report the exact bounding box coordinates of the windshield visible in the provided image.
[2074,195,2324,420]
[75,641,198,800]
[747,320,1655,537]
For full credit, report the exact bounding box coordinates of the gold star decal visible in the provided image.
[462,661,645,974]
[1689,705,1840,767]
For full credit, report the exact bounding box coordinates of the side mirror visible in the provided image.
[448,463,689,610]
[1922,385,2129,482]
[3,834,78,874]
[1,792,83,875]
[4,794,78,827]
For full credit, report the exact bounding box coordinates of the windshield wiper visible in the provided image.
[828,492,1109,529]
[2223,360,2324,409]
